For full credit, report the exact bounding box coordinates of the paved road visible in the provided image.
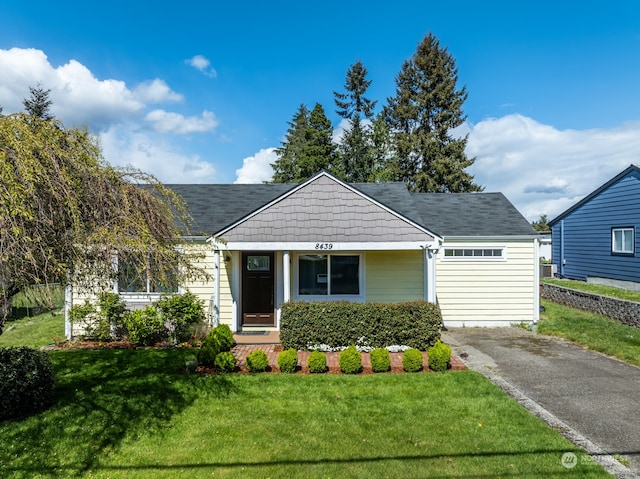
[442,327,640,479]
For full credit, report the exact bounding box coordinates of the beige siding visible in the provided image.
[366,250,424,303]
[436,239,537,326]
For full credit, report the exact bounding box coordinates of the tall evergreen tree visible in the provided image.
[271,104,309,183]
[334,61,377,182]
[23,84,54,121]
[384,33,482,192]
[271,103,339,183]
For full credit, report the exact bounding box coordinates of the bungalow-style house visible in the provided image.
[65,171,539,337]
[549,164,640,290]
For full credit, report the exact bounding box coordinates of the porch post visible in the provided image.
[426,248,437,303]
[213,249,220,327]
[283,250,291,303]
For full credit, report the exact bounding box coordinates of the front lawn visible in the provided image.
[0,348,609,478]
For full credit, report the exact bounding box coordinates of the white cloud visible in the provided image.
[467,114,640,221]
[145,109,219,135]
[0,47,215,135]
[100,125,217,183]
[186,54,217,78]
[134,79,183,103]
[234,148,277,184]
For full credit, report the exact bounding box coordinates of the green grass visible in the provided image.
[539,299,640,367]
[0,348,609,478]
[0,309,65,348]
[542,277,640,302]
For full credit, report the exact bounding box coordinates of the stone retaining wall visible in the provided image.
[540,283,640,327]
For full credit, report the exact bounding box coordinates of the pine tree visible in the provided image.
[23,84,54,120]
[384,33,482,192]
[271,104,309,183]
[334,61,377,182]
[271,103,339,183]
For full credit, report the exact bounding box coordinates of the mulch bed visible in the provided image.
[43,340,467,374]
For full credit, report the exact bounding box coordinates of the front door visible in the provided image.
[242,252,275,326]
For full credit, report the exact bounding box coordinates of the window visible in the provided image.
[443,247,505,260]
[118,257,179,294]
[297,254,361,297]
[612,227,634,255]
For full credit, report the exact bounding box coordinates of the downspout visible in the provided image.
[213,249,220,327]
[533,236,540,325]
[560,220,565,277]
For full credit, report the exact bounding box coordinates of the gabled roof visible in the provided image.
[548,164,640,227]
[166,173,535,239]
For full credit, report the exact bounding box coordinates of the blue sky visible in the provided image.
[1,1,639,220]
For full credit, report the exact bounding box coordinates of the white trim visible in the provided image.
[214,171,442,242]
[612,227,635,254]
[282,250,291,303]
[220,241,437,251]
[444,235,537,242]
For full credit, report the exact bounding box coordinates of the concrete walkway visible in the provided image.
[443,327,640,479]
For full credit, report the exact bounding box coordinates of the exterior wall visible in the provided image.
[365,250,424,302]
[552,171,640,283]
[436,238,537,327]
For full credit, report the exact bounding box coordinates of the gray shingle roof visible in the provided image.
[411,192,536,236]
[166,181,535,238]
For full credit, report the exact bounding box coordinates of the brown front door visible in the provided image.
[242,252,275,326]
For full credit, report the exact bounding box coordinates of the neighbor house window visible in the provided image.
[297,254,361,297]
[612,227,634,255]
[443,247,505,260]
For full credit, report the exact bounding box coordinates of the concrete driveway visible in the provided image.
[442,327,640,479]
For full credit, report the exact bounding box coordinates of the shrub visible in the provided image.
[214,351,237,373]
[428,340,452,372]
[184,355,198,374]
[123,306,168,346]
[156,291,206,343]
[196,336,220,367]
[370,347,391,373]
[402,348,424,373]
[280,300,441,350]
[245,349,269,373]
[307,350,328,373]
[0,347,55,420]
[211,324,234,352]
[277,348,298,373]
[69,294,127,341]
[339,345,362,374]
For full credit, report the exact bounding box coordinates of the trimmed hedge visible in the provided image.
[280,300,441,351]
[0,347,55,420]
[307,351,328,373]
[428,340,452,372]
[402,348,424,373]
[339,345,363,374]
[246,350,269,373]
[277,348,298,373]
[370,347,391,373]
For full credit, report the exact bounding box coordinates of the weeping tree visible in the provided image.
[384,33,482,192]
[0,113,206,333]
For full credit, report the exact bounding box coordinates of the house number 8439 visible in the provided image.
[315,243,334,250]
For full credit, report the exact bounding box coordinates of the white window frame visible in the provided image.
[293,252,364,302]
[612,227,635,255]
[441,246,507,261]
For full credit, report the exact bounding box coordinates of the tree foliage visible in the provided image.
[334,60,377,182]
[531,214,550,232]
[384,33,482,192]
[0,112,206,332]
[271,103,339,183]
[23,85,54,121]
